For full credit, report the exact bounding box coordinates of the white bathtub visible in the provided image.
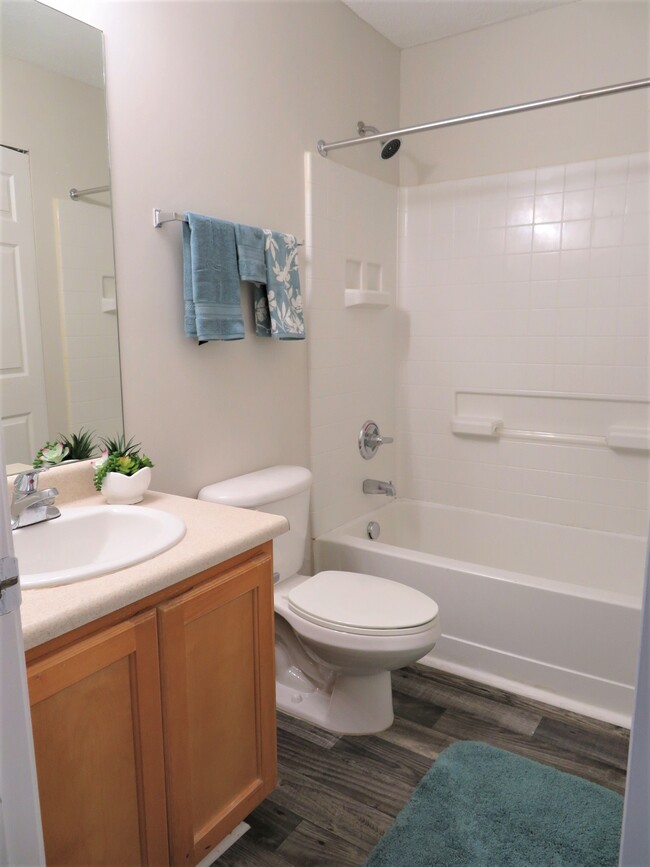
[314,500,646,726]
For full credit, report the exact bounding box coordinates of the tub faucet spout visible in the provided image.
[363,478,396,497]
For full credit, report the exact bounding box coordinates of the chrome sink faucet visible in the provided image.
[363,478,396,497]
[11,468,60,531]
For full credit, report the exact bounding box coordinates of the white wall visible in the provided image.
[43,0,400,498]
[306,153,397,537]
[399,2,650,185]
[55,199,121,439]
[0,430,45,867]
[395,2,650,538]
[1,54,111,439]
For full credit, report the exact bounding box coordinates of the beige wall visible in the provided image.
[399,2,650,185]
[1,55,110,437]
[43,0,400,497]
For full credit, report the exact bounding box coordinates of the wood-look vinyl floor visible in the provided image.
[218,665,630,867]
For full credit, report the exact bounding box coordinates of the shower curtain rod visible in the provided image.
[69,185,110,200]
[317,77,650,157]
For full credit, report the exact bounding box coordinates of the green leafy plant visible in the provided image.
[99,434,142,458]
[33,428,97,468]
[60,428,97,461]
[33,441,69,468]
[93,434,153,491]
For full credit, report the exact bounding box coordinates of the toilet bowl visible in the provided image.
[198,466,440,735]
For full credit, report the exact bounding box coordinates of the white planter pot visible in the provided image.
[101,467,152,505]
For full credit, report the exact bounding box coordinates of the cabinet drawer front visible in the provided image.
[158,553,277,866]
[28,612,169,867]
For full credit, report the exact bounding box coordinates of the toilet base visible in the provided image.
[276,670,394,735]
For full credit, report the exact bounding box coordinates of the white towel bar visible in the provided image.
[153,208,305,244]
[451,416,650,452]
[451,417,502,437]
[606,427,650,451]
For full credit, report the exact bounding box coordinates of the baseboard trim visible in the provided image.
[197,821,250,866]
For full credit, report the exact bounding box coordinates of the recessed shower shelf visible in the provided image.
[344,290,391,308]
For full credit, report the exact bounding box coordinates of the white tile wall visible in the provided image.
[397,153,650,536]
[305,154,398,537]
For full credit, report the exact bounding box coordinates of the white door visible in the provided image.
[0,145,49,467]
[0,427,45,866]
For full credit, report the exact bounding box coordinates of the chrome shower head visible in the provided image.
[357,121,401,160]
[380,138,401,159]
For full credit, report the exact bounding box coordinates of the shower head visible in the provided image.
[357,121,401,160]
[380,138,401,159]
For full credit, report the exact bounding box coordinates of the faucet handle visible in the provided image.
[359,420,394,460]
[14,468,46,493]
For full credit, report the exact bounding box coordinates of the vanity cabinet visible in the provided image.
[158,552,277,864]
[26,544,277,867]
[27,611,169,866]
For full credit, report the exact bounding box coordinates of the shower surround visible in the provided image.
[397,152,649,537]
[305,151,649,720]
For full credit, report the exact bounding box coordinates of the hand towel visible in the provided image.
[234,223,266,284]
[182,213,244,342]
[259,230,305,340]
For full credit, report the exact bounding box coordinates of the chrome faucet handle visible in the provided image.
[14,468,47,494]
[359,420,394,460]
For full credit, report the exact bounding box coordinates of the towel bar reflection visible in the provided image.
[153,208,304,244]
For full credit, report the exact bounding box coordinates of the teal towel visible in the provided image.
[182,213,244,342]
[234,224,266,285]
[258,230,305,340]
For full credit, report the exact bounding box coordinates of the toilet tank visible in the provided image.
[198,466,312,581]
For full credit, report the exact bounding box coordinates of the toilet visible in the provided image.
[198,466,440,735]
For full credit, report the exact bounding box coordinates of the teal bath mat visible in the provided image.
[365,741,623,867]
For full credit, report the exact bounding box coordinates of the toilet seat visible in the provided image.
[287,571,439,637]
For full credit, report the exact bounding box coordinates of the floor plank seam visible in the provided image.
[217,666,629,866]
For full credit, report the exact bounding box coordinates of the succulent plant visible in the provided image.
[98,434,142,458]
[33,441,69,468]
[33,428,98,468]
[60,428,97,461]
[93,434,153,491]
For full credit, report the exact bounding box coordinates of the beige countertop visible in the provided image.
[12,462,288,651]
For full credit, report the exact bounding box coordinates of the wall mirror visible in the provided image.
[1,0,123,471]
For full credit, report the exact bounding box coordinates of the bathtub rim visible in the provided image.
[315,498,643,612]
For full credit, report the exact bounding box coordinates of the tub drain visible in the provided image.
[367,521,380,540]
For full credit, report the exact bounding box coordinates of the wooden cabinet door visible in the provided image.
[27,611,169,867]
[158,551,277,866]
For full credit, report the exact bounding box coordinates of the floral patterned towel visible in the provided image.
[254,230,305,340]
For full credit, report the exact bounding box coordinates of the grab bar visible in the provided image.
[451,416,650,452]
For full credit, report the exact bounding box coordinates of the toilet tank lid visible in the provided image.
[198,465,312,508]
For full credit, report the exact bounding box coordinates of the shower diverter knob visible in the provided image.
[359,420,394,460]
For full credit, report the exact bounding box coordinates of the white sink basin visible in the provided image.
[14,506,187,589]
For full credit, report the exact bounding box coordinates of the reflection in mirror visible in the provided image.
[0,0,123,471]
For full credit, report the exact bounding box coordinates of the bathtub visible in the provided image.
[314,500,646,726]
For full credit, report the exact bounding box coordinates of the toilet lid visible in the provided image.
[287,571,439,634]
